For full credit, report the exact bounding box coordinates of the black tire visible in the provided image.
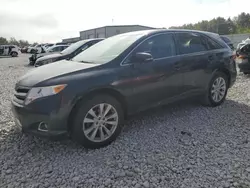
[11,52,18,57]
[71,94,124,149]
[243,72,249,75]
[201,72,229,107]
[30,49,35,54]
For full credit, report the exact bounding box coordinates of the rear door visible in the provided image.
[174,32,211,93]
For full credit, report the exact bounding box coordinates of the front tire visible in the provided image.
[201,72,229,107]
[71,94,124,149]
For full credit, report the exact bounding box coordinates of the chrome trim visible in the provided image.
[120,32,228,66]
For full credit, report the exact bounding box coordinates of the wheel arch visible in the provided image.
[213,68,231,86]
[67,88,128,132]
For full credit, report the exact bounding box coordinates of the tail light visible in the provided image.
[238,55,247,59]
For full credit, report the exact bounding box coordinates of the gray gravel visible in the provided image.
[1,54,250,188]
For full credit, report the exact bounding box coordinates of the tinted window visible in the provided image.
[61,46,68,51]
[220,36,231,43]
[132,33,176,59]
[49,46,60,52]
[203,36,222,50]
[176,32,207,54]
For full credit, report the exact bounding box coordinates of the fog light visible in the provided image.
[38,122,48,132]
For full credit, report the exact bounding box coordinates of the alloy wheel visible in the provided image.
[211,77,226,102]
[82,103,118,142]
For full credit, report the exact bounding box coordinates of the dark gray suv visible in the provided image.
[12,29,237,149]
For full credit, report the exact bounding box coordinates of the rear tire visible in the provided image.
[71,94,124,149]
[243,72,249,75]
[11,52,18,57]
[201,72,229,107]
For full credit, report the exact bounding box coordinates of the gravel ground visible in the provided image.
[0,54,250,188]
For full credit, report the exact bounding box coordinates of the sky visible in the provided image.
[0,0,249,43]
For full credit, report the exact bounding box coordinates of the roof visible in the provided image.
[109,29,219,37]
[62,37,80,41]
[80,25,156,33]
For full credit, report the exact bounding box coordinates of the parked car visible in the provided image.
[220,36,234,50]
[34,38,103,67]
[44,44,54,49]
[21,46,29,53]
[0,45,20,57]
[29,45,69,65]
[236,38,250,51]
[27,44,37,53]
[236,43,250,74]
[12,29,236,149]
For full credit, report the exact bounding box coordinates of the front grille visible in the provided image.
[13,86,30,106]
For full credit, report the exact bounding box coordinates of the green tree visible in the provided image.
[0,37,8,45]
[9,37,19,46]
[18,40,29,47]
[168,12,250,35]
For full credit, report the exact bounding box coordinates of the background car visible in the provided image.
[0,45,20,57]
[12,29,236,149]
[29,44,69,65]
[236,43,250,74]
[34,38,103,67]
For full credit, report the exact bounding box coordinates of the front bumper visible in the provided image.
[11,94,69,140]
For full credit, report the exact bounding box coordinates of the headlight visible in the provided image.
[24,84,67,105]
[40,58,54,65]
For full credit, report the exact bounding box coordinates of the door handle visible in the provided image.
[208,55,214,61]
[174,62,181,70]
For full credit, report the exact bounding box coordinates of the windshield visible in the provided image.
[46,46,56,52]
[72,32,146,64]
[60,41,87,55]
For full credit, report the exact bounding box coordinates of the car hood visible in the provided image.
[36,53,63,61]
[17,60,99,87]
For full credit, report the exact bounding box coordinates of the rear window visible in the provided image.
[220,36,231,43]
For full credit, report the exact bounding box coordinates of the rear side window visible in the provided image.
[220,36,231,43]
[61,46,68,51]
[202,36,222,50]
[176,32,207,54]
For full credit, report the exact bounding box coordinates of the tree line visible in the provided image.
[1,12,250,46]
[0,37,38,47]
[169,12,250,35]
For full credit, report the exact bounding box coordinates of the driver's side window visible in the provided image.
[124,33,176,64]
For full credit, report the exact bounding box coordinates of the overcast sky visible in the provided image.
[0,0,249,43]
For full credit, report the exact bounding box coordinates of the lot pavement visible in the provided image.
[0,54,250,188]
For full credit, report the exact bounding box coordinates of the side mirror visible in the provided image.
[133,52,153,63]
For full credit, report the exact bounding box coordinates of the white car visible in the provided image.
[27,44,45,54]
[0,45,20,57]
[236,38,250,50]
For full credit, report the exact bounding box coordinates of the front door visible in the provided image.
[123,33,183,111]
